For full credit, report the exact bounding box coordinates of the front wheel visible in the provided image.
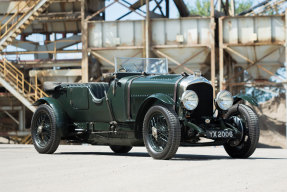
[143,104,181,160]
[31,104,61,154]
[224,104,259,158]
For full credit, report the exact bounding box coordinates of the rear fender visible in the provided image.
[33,97,70,137]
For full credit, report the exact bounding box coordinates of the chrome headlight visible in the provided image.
[215,90,233,110]
[181,90,199,110]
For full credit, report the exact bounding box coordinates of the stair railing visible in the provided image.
[0,57,48,103]
[0,0,43,39]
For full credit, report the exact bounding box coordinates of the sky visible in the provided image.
[105,0,266,21]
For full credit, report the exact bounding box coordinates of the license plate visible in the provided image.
[206,130,234,139]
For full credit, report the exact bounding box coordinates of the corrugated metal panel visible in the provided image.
[152,17,210,45]
[88,17,211,48]
[88,20,145,48]
[222,16,285,80]
[88,17,212,74]
[223,16,285,44]
[157,48,210,73]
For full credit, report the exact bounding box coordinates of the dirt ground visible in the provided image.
[252,94,286,148]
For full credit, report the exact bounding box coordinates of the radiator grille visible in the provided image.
[187,83,213,120]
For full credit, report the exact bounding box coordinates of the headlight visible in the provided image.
[181,90,199,110]
[215,90,233,110]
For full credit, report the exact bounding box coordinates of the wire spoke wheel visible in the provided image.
[34,112,52,147]
[147,113,169,152]
[31,104,61,154]
[143,104,181,160]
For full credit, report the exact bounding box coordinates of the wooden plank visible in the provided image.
[81,0,88,82]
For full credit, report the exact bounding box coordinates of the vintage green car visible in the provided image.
[31,57,259,160]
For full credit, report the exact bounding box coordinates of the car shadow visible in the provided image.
[56,151,150,157]
[55,151,286,161]
[172,154,286,161]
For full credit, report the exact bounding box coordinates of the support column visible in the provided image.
[166,0,169,18]
[285,9,287,148]
[210,0,215,97]
[217,0,221,12]
[145,0,151,58]
[19,108,24,131]
[22,105,26,130]
[81,0,89,82]
[230,0,235,16]
[219,17,224,91]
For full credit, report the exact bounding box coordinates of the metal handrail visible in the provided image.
[0,58,48,103]
[0,0,42,39]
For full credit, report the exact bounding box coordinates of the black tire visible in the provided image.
[110,145,132,153]
[224,104,260,158]
[143,104,181,160]
[31,104,61,154]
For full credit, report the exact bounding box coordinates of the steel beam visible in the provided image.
[3,111,19,125]
[173,0,189,17]
[91,51,115,67]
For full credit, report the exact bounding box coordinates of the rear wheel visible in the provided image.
[31,104,61,154]
[143,104,181,160]
[110,145,132,153]
[224,104,259,158]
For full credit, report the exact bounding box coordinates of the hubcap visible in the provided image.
[151,126,158,140]
[37,125,43,134]
[229,115,246,147]
[147,113,169,152]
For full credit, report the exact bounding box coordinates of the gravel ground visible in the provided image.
[0,144,286,192]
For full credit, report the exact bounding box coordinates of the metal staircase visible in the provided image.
[0,0,50,112]
[0,0,50,51]
[0,58,48,112]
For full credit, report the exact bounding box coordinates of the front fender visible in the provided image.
[33,97,69,137]
[145,93,175,106]
[134,93,175,138]
[233,94,258,107]
[136,93,175,121]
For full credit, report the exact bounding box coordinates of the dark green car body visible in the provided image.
[32,59,259,159]
[34,73,215,145]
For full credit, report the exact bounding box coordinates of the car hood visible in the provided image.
[128,74,211,98]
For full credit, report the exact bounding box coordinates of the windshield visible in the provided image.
[114,57,168,74]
